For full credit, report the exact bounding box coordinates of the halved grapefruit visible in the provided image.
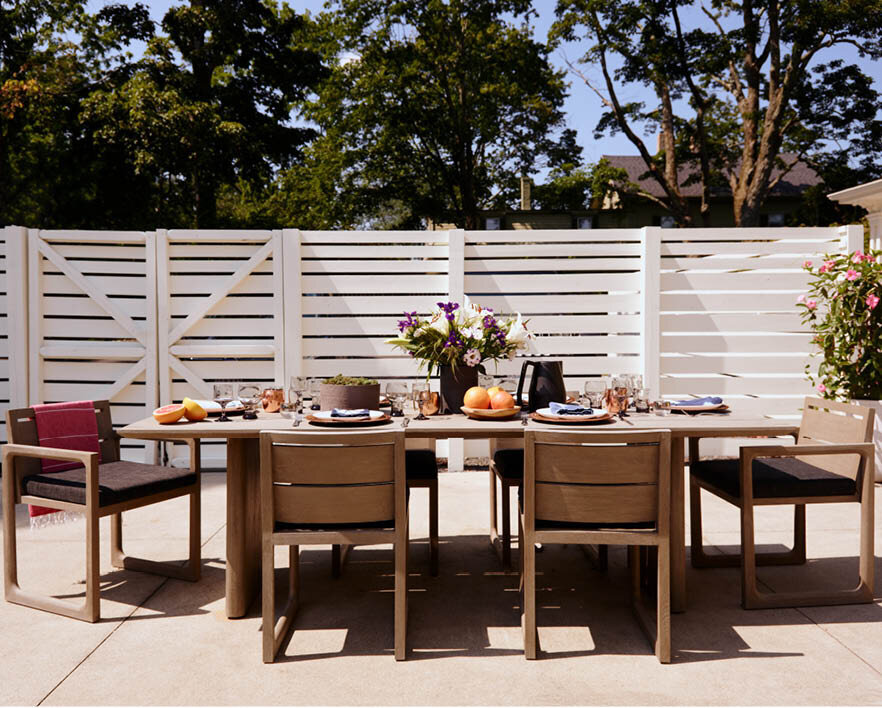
[153,403,186,424]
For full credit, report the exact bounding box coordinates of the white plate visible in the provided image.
[312,410,385,421]
[192,399,245,414]
[537,406,609,420]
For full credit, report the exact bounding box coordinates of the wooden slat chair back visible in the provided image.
[689,396,875,609]
[522,428,671,663]
[3,401,201,623]
[260,429,408,663]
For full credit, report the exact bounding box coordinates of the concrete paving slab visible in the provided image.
[4,472,882,705]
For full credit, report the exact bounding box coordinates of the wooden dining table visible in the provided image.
[120,410,799,618]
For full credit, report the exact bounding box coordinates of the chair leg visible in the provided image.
[656,542,671,663]
[741,497,760,609]
[500,482,512,571]
[428,479,439,577]
[331,544,351,578]
[489,466,498,550]
[109,487,202,582]
[692,480,807,568]
[522,517,537,659]
[85,508,100,622]
[262,541,277,663]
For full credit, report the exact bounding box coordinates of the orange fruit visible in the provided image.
[490,390,515,410]
[486,386,504,397]
[153,403,186,424]
[182,397,207,421]
[463,386,491,409]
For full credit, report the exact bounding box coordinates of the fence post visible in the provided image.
[144,230,159,463]
[155,229,171,411]
[271,229,286,387]
[839,223,864,255]
[27,229,43,405]
[5,226,29,408]
[447,229,466,471]
[640,226,661,397]
[282,229,303,385]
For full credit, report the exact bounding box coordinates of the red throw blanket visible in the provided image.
[31,401,101,518]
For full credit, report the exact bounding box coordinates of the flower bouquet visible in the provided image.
[797,249,882,400]
[386,299,533,413]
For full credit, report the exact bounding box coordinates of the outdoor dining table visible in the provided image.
[119,411,799,618]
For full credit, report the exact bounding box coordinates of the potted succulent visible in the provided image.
[386,298,533,413]
[319,375,381,411]
[798,249,882,479]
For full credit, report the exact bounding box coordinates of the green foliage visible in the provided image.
[798,251,882,400]
[290,0,576,229]
[551,0,882,227]
[532,157,628,210]
[322,375,379,386]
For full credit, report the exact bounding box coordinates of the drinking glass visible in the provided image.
[287,388,302,414]
[583,378,608,409]
[611,375,630,418]
[386,381,408,417]
[411,381,429,420]
[237,383,261,420]
[279,401,301,426]
[289,376,306,404]
[634,387,651,413]
[212,382,234,422]
[307,378,321,411]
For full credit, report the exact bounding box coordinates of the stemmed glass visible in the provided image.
[213,382,234,422]
[411,381,429,421]
[289,377,306,405]
[237,383,261,420]
[307,378,321,411]
[386,381,408,417]
[582,378,608,409]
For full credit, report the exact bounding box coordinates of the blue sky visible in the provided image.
[87,1,882,173]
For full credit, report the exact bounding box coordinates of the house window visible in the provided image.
[576,216,593,229]
[767,213,786,227]
[659,215,676,229]
[485,217,501,230]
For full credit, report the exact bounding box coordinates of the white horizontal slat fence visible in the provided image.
[1,224,859,471]
[24,229,158,462]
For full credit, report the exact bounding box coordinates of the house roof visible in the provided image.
[602,153,821,198]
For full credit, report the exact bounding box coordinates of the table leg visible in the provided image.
[670,436,686,613]
[225,438,262,618]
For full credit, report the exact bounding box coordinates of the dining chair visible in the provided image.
[689,397,875,609]
[332,443,438,577]
[2,401,201,622]
[489,438,522,569]
[260,429,408,662]
[521,428,671,663]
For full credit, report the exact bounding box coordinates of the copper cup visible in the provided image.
[261,387,284,413]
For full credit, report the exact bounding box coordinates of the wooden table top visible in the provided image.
[119,411,800,441]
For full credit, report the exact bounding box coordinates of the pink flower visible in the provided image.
[868,294,880,310]
[846,269,859,281]
[806,299,817,310]
[816,383,826,394]
[852,251,864,264]
[803,260,812,269]
[796,294,806,303]
[819,260,835,273]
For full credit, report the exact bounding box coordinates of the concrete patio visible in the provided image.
[2,468,882,706]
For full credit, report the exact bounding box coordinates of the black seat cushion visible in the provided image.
[493,448,524,480]
[275,519,394,532]
[691,457,856,499]
[406,448,438,481]
[22,460,196,507]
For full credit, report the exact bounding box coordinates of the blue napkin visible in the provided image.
[673,396,722,406]
[549,402,594,415]
[330,408,370,418]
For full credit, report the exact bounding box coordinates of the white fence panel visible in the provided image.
[0,228,9,448]
[26,229,157,462]
[158,229,285,467]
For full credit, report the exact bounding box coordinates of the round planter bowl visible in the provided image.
[320,383,380,411]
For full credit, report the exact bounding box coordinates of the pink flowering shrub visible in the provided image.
[798,249,882,399]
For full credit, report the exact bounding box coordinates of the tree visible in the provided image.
[299,0,577,229]
[532,157,628,211]
[84,0,327,228]
[552,0,882,227]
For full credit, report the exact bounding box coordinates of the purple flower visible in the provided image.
[397,311,419,332]
[483,315,497,329]
[437,301,460,321]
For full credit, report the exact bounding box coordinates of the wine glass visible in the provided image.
[386,381,408,417]
[583,378,608,409]
[634,387,651,413]
[611,375,630,418]
[307,378,321,411]
[289,376,306,405]
[237,383,261,420]
[213,382,234,422]
[411,381,429,420]
[279,401,301,426]
[287,387,302,414]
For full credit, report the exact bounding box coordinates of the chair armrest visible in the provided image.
[2,443,99,467]
[740,442,875,461]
